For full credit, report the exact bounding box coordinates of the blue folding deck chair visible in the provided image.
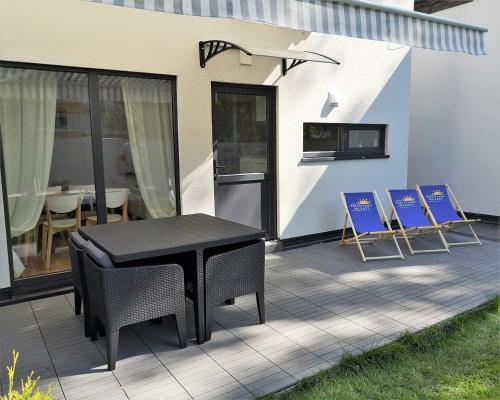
[340,191,404,262]
[386,188,449,255]
[417,184,481,246]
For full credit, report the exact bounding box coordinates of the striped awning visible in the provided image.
[0,68,162,102]
[87,0,487,55]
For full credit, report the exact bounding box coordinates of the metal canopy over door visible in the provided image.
[212,83,276,240]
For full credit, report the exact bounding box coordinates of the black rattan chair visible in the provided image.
[83,241,187,370]
[68,232,90,337]
[204,239,265,340]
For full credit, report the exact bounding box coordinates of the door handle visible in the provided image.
[213,161,226,179]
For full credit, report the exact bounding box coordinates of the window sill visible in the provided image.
[301,154,390,163]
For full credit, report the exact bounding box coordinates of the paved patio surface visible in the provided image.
[452,221,499,241]
[1,228,498,400]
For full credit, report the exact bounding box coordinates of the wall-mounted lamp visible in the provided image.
[328,91,339,107]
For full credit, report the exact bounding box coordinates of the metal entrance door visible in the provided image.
[212,83,276,239]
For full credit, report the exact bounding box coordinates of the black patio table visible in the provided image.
[79,213,265,344]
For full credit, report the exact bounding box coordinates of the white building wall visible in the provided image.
[0,0,412,288]
[278,46,411,238]
[408,0,500,217]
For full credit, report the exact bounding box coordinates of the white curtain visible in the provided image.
[0,69,57,237]
[121,77,176,218]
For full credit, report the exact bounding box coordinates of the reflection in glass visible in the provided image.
[213,93,268,175]
[99,76,177,220]
[303,124,343,152]
[0,68,94,278]
[0,70,177,280]
[348,129,380,149]
[303,123,385,157]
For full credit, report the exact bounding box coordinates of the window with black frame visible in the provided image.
[0,65,178,282]
[303,123,387,160]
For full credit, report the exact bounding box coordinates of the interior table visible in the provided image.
[79,213,265,344]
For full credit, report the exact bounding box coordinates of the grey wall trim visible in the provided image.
[464,212,499,224]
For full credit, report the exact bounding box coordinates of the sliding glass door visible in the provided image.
[0,68,94,279]
[98,76,177,221]
[0,65,178,285]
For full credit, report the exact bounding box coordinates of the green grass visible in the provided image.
[262,297,500,400]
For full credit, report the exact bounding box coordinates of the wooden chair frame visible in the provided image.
[417,183,481,247]
[340,191,404,262]
[42,196,82,270]
[385,188,449,255]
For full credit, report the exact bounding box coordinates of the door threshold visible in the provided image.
[0,286,74,307]
[265,240,283,254]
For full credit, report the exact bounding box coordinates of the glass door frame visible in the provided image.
[0,61,182,296]
[211,82,277,240]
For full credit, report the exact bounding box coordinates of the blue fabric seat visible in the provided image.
[344,192,387,234]
[417,184,481,247]
[388,189,432,229]
[341,191,403,262]
[419,185,460,224]
[387,188,448,255]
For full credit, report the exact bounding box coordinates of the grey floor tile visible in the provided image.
[194,381,249,400]
[243,370,292,392]
[292,362,331,380]
[249,375,297,396]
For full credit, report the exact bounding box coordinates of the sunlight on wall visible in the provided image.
[277,36,412,238]
[409,0,499,216]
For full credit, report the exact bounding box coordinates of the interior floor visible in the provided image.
[13,232,72,279]
[18,248,71,278]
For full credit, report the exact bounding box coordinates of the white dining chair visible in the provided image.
[69,184,97,214]
[86,188,129,225]
[68,184,95,195]
[42,193,82,270]
[47,185,63,193]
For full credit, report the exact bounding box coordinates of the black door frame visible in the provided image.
[211,82,277,240]
[0,60,182,297]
